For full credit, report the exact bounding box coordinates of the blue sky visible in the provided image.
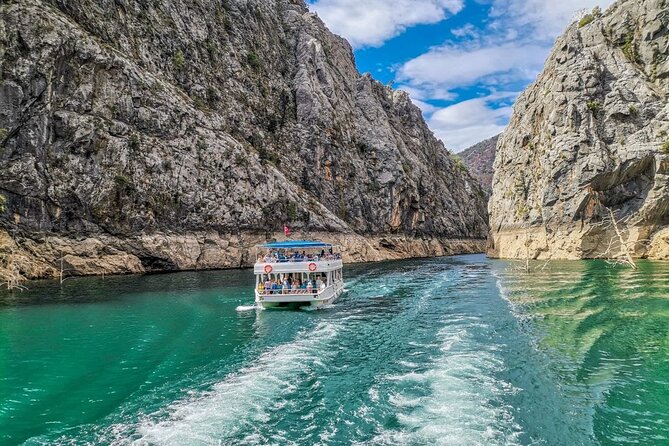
[307,0,614,151]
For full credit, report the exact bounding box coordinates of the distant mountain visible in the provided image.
[459,135,499,195]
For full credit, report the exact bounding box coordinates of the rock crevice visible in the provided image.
[489,0,669,260]
[0,0,488,280]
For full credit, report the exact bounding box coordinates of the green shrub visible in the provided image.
[246,51,261,70]
[286,201,298,220]
[661,140,669,154]
[356,141,371,153]
[451,155,467,172]
[621,33,639,63]
[579,14,594,28]
[257,147,280,165]
[217,11,232,31]
[514,202,530,219]
[204,40,218,56]
[337,198,347,220]
[173,50,185,70]
[114,175,135,190]
[0,128,7,140]
[193,97,208,110]
[628,105,639,116]
[587,100,601,112]
[129,133,140,151]
[0,194,6,213]
[235,153,248,166]
[206,86,219,106]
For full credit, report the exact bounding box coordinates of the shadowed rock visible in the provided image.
[0,0,488,279]
[489,0,669,260]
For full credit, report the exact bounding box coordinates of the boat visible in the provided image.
[253,240,344,309]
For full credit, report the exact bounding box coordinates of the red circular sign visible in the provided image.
[264,264,273,273]
[308,262,317,272]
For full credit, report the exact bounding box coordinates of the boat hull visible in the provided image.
[256,281,344,309]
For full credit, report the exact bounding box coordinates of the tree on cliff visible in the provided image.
[585,188,641,269]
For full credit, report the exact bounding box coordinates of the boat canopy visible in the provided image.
[260,240,333,249]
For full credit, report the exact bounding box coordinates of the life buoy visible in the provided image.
[308,262,317,272]
[264,264,273,273]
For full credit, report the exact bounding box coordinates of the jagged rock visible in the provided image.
[459,135,499,195]
[0,0,488,280]
[488,0,669,260]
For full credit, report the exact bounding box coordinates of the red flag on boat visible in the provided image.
[284,225,291,237]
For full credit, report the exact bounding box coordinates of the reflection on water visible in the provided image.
[497,260,669,445]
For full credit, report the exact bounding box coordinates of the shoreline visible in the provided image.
[0,230,487,283]
[487,225,669,261]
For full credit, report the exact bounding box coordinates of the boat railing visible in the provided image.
[257,255,342,264]
[257,287,327,297]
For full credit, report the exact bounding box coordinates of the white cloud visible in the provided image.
[310,0,617,149]
[489,0,616,41]
[395,0,616,149]
[397,43,548,90]
[308,0,464,48]
[413,99,440,114]
[451,23,479,39]
[398,84,458,102]
[428,94,516,151]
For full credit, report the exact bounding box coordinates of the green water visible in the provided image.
[0,255,667,445]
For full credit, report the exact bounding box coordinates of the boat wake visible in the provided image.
[235,305,258,312]
[374,315,523,446]
[130,321,341,445]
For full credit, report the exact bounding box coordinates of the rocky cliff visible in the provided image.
[489,0,669,260]
[0,0,488,280]
[459,135,498,196]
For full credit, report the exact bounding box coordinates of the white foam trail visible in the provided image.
[376,318,522,446]
[235,305,258,312]
[131,322,340,445]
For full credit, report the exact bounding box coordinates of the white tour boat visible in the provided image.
[253,240,344,309]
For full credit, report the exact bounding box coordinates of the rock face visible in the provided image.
[459,135,499,195]
[489,0,669,260]
[0,0,488,280]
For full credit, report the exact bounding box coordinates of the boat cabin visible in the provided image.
[253,240,344,308]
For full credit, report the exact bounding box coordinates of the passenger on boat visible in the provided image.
[264,278,272,294]
[306,280,313,294]
[316,276,323,290]
[257,282,265,294]
[283,277,290,294]
[292,281,299,293]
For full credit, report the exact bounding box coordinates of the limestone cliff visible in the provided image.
[0,0,488,279]
[459,135,498,196]
[488,0,669,260]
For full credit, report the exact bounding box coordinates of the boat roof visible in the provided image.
[260,240,333,249]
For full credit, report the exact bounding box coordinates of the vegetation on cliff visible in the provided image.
[0,0,488,282]
[489,0,669,261]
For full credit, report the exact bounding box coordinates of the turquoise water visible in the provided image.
[0,254,667,445]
